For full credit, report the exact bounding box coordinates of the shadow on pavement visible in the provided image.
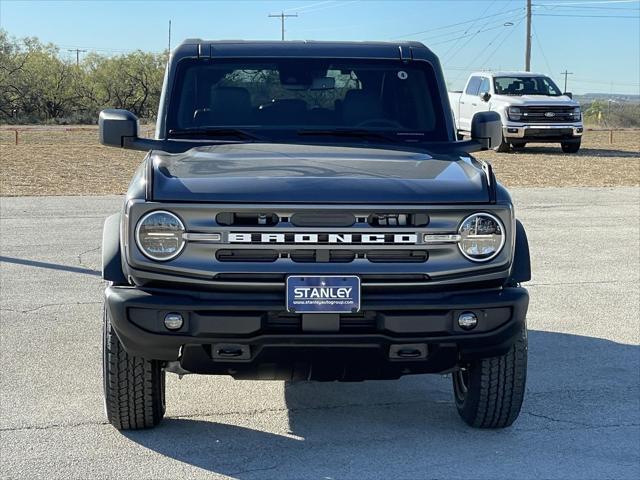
[0,255,101,276]
[122,330,639,479]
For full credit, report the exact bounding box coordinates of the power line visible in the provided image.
[268,12,299,41]
[536,4,639,9]
[532,22,552,73]
[291,0,359,14]
[284,0,336,12]
[479,15,526,71]
[410,14,524,44]
[448,15,524,86]
[58,44,148,53]
[431,22,515,47]
[440,4,519,65]
[571,78,640,86]
[389,7,524,40]
[534,12,639,17]
[534,0,639,5]
[440,0,499,58]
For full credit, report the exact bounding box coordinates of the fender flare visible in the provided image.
[509,219,531,284]
[102,213,127,284]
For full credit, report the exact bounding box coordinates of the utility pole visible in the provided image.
[525,0,532,71]
[560,70,573,93]
[268,12,298,41]
[168,20,172,54]
[67,48,87,66]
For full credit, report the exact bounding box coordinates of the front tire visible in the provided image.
[561,140,581,153]
[494,136,511,153]
[103,306,166,430]
[452,327,527,428]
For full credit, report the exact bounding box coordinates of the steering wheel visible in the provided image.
[356,118,404,128]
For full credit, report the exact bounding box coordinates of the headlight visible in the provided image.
[458,213,505,262]
[571,106,581,120]
[135,210,186,261]
[507,106,522,121]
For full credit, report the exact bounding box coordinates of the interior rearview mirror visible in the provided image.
[311,76,336,90]
[471,111,502,150]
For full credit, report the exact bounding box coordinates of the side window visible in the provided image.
[478,77,490,94]
[465,77,481,95]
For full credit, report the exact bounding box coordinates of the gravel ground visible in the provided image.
[0,187,638,479]
[1,129,638,196]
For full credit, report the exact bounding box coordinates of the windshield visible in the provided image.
[166,58,447,142]
[494,76,562,96]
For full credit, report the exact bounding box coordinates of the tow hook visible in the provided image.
[389,344,428,360]
[212,343,251,360]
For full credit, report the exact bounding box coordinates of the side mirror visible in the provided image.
[99,109,165,151]
[99,109,139,148]
[564,92,573,99]
[480,91,491,102]
[471,111,502,150]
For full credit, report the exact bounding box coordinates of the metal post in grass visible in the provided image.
[15,129,19,145]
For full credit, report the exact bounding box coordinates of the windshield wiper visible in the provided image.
[296,129,399,142]
[168,127,265,141]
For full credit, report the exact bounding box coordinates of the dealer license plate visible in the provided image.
[286,276,360,313]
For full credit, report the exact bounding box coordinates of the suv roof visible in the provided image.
[173,39,433,61]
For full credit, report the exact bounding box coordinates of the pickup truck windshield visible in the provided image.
[494,76,562,96]
[167,58,447,142]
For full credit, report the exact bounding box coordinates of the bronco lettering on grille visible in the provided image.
[228,233,418,244]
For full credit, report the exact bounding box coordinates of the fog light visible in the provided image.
[164,312,184,330]
[458,312,478,330]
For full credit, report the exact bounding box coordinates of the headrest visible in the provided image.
[342,90,383,125]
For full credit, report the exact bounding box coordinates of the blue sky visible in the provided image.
[1,0,639,94]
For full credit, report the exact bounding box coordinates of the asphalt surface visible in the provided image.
[1,187,639,480]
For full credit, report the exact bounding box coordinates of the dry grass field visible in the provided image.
[0,127,638,196]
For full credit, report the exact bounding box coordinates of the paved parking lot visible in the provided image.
[1,187,639,479]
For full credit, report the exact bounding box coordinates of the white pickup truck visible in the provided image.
[449,71,584,153]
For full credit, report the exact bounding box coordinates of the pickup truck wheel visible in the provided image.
[452,327,527,428]
[103,306,166,430]
[493,137,511,153]
[561,140,581,153]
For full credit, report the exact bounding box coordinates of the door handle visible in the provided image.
[471,103,477,107]
[460,101,465,105]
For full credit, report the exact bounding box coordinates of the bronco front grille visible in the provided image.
[208,207,435,264]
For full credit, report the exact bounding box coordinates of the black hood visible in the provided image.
[150,143,490,204]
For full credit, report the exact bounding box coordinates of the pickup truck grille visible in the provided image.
[520,106,577,123]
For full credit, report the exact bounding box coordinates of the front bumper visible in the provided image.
[503,124,583,142]
[105,284,529,380]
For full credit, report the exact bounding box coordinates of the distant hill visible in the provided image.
[575,93,640,104]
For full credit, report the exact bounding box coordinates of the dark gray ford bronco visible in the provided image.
[100,40,530,430]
